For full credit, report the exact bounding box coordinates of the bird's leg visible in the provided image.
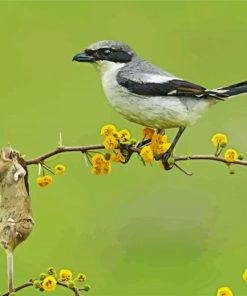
[120,139,151,164]
[157,129,166,135]
[161,127,186,170]
[7,251,14,292]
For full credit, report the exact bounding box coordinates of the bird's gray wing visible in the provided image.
[117,71,222,99]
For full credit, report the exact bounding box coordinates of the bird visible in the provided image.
[72,40,247,168]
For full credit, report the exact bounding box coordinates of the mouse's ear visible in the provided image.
[0,148,12,176]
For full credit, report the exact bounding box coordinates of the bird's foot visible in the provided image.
[161,151,175,170]
[120,139,152,164]
[161,151,193,176]
[119,143,134,164]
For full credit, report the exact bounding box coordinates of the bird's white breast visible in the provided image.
[98,61,215,129]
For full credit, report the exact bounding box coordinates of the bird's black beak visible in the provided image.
[72,52,95,62]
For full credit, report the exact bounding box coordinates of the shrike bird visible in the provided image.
[73,40,247,168]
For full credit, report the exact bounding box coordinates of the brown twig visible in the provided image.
[2,280,83,296]
[25,144,140,165]
[2,281,33,296]
[174,154,247,166]
[24,144,247,168]
[57,282,81,296]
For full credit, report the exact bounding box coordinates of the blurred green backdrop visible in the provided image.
[0,1,247,296]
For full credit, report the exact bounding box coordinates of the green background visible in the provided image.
[0,1,247,295]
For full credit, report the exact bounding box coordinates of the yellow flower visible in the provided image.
[36,175,52,187]
[216,286,233,296]
[54,164,66,176]
[37,177,46,187]
[101,163,112,175]
[242,268,247,282]
[224,149,238,162]
[211,133,228,147]
[92,154,106,165]
[91,154,112,175]
[117,129,131,142]
[42,276,57,291]
[151,133,167,146]
[142,127,155,140]
[92,163,111,175]
[91,166,102,175]
[48,267,56,275]
[44,175,52,184]
[154,143,171,155]
[77,273,86,282]
[101,124,117,137]
[111,150,125,162]
[140,146,154,163]
[59,269,73,281]
[33,280,41,289]
[149,133,169,155]
[104,136,119,150]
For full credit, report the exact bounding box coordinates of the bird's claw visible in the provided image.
[119,143,133,164]
[161,152,174,170]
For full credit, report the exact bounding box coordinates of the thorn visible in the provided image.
[58,131,63,147]
[174,163,193,176]
[83,153,89,167]
[38,163,42,175]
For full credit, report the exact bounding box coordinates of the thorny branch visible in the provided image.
[24,144,247,168]
[2,280,85,296]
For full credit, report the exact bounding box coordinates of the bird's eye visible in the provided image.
[102,49,111,55]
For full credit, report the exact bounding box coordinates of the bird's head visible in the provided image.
[72,40,135,73]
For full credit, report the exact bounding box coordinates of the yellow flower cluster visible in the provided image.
[211,133,242,164]
[42,276,57,291]
[33,267,89,293]
[91,153,111,175]
[111,150,125,163]
[140,146,153,163]
[101,124,131,150]
[36,175,52,187]
[211,133,228,148]
[217,287,233,296]
[59,269,73,281]
[140,128,171,163]
[224,149,238,163]
[77,273,87,282]
[36,164,66,187]
[90,124,132,174]
[215,266,247,296]
[54,164,66,176]
[242,268,247,282]
[142,127,155,140]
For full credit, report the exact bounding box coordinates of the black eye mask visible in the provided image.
[88,48,133,63]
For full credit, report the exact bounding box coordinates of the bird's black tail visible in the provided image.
[206,81,247,100]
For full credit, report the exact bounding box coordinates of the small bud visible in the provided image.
[104,153,111,161]
[83,284,91,291]
[33,280,41,289]
[47,267,56,275]
[68,280,76,289]
[77,273,86,282]
[220,141,227,148]
[229,169,235,175]
[39,273,47,280]
[238,153,244,160]
[168,157,175,165]
[130,138,138,145]
[9,293,15,296]
[39,287,45,292]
